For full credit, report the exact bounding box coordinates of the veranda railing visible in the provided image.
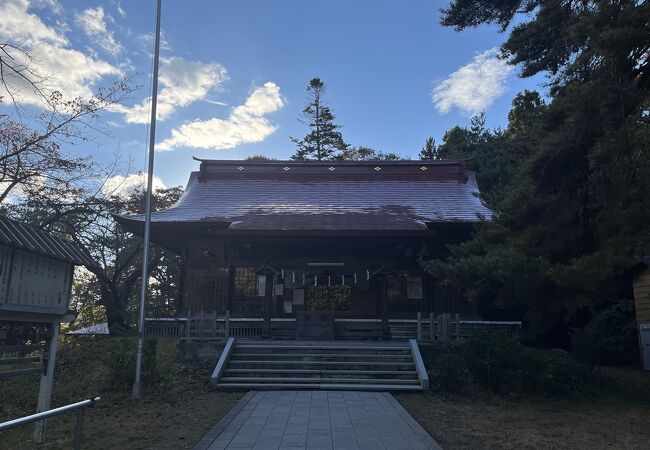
[143,314,521,341]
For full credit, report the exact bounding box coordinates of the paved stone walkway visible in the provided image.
[194,390,441,450]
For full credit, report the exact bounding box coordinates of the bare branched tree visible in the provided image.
[0,42,182,332]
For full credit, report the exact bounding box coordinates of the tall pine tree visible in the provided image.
[419,137,440,160]
[291,78,348,160]
[433,0,650,347]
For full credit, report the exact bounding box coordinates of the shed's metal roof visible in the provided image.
[0,216,96,266]
[117,159,493,233]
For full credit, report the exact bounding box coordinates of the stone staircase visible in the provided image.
[211,339,428,391]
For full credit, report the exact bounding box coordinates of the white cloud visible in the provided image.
[0,0,68,47]
[157,82,284,151]
[116,2,126,18]
[102,173,166,198]
[75,6,123,55]
[433,48,514,116]
[137,31,172,52]
[114,57,228,124]
[32,0,63,15]
[0,0,121,106]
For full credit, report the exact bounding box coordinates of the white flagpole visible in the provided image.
[132,0,162,400]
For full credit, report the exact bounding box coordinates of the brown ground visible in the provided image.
[2,339,650,449]
[397,366,650,450]
[0,338,243,450]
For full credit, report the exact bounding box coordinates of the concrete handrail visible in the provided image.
[211,337,235,385]
[409,339,429,391]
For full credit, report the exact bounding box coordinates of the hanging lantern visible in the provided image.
[354,273,358,284]
[314,275,318,286]
[342,275,345,285]
[281,268,285,279]
[292,272,296,283]
[366,269,370,280]
[327,275,331,286]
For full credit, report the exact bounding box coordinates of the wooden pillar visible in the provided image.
[227,265,235,313]
[186,309,192,340]
[439,313,450,343]
[198,311,205,337]
[175,252,187,315]
[224,310,230,338]
[378,276,390,340]
[263,273,271,338]
[34,320,60,443]
[416,312,422,341]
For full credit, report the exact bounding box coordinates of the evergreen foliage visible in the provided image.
[432,0,650,346]
[432,332,595,397]
[339,145,402,161]
[291,78,349,160]
[419,137,440,160]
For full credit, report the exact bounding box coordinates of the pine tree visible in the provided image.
[339,146,402,161]
[290,78,348,160]
[434,0,650,346]
[419,137,440,160]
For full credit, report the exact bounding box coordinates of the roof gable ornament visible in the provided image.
[328,166,336,171]
[420,166,428,171]
[283,166,290,171]
[237,166,245,171]
[374,166,382,172]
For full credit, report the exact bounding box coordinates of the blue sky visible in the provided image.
[0,0,543,191]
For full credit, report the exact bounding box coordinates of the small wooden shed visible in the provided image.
[633,255,650,370]
[0,215,95,440]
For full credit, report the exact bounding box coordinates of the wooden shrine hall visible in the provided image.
[117,158,495,339]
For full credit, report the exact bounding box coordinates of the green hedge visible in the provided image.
[571,299,640,366]
[431,331,594,397]
[105,337,158,387]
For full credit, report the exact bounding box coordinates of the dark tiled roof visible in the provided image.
[0,216,96,266]
[117,159,493,233]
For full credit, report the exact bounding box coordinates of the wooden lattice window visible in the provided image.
[232,268,264,315]
[306,283,351,312]
[386,275,429,313]
[185,268,228,313]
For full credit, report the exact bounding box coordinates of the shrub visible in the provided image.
[432,352,474,393]
[571,299,639,366]
[105,337,157,387]
[431,331,594,397]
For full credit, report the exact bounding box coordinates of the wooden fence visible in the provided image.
[144,313,521,342]
[0,344,46,379]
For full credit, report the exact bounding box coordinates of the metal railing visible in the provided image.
[0,397,100,450]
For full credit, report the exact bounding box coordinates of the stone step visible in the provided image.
[215,382,422,391]
[235,344,410,352]
[220,376,420,384]
[224,368,418,376]
[212,339,426,392]
[230,353,414,360]
[228,360,415,367]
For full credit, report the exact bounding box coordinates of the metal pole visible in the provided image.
[133,0,162,400]
[0,398,100,431]
[73,408,84,450]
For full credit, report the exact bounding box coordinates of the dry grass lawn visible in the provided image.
[397,366,650,449]
[2,337,649,449]
[0,337,243,449]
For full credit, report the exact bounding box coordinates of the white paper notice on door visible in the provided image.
[257,274,266,297]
